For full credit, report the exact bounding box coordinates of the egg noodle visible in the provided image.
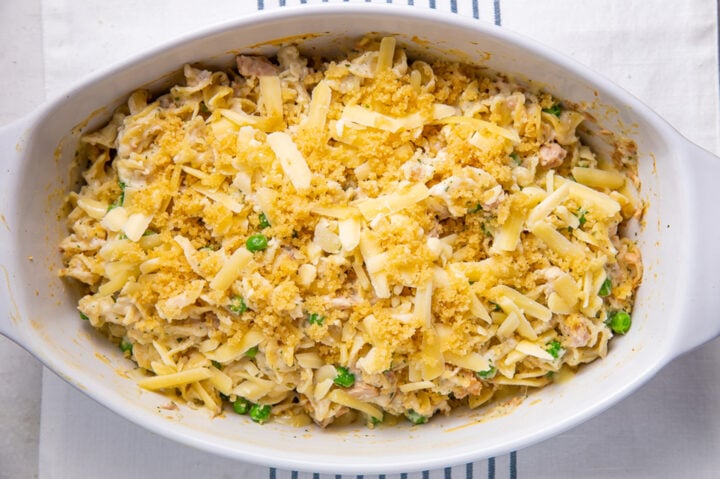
[60,37,643,427]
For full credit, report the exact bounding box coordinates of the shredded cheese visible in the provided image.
[61,36,643,427]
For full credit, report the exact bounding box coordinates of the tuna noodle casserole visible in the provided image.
[60,37,643,427]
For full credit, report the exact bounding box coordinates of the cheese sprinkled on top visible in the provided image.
[60,36,643,428]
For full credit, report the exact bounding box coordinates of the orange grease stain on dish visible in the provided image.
[70,106,108,137]
[0,264,20,327]
[651,152,657,175]
[411,35,431,47]
[53,142,63,165]
[94,352,111,366]
[240,32,328,52]
[444,395,526,433]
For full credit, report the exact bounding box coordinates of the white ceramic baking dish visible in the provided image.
[1,4,719,475]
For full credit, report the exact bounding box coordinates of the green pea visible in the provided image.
[476,363,496,379]
[546,339,563,359]
[233,397,250,415]
[245,346,259,359]
[119,337,133,354]
[229,295,248,314]
[249,404,271,423]
[246,234,268,252]
[405,409,428,425]
[599,278,612,297]
[258,212,271,229]
[607,311,632,334]
[333,366,355,388]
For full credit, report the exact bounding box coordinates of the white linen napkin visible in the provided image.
[39,1,720,478]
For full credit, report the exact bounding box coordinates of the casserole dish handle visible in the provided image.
[0,117,29,343]
[673,140,720,357]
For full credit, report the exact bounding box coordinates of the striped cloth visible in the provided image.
[257,0,502,23]
[268,458,514,479]
[38,0,720,478]
[267,457,514,479]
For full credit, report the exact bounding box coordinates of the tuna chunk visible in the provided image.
[236,55,278,77]
[538,142,567,168]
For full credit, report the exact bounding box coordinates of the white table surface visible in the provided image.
[1,1,720,478]
[0,1,45,478]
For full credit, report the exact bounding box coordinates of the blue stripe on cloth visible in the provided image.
[510,452,517,479]
[472,0,479,19]
[493,0,502,26]
[429,0,436,9]
[291,471,298,479]
[335,475,342,479]
[269,467,276,479]
[408,0,414,5]
[422,471,430,479]
[312,474,319,479]
[487,457,495,479]
[466,462,473,479]
[279,0,286,6]
[400,474,408,479]
[257,0,264,10]
[444,466,452,479]
[450,0,457,14]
